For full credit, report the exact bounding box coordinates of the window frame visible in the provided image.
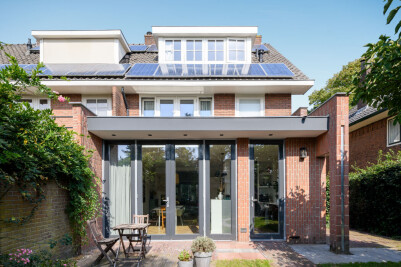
[207,39,226,63]
[164,39,182,62]
[387,117,401,147]
[228,39,246,63]
[82,95,112,116]
[141,97,155,117]
[235,95,264,117]
[18,96,51,110]
[185,39,203,62]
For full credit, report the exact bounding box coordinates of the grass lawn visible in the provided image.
[254,217,278,233]
[213,259,272,267]
[319,262,401,267]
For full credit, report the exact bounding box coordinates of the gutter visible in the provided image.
[121,87,129,116]
[349,108,387,127]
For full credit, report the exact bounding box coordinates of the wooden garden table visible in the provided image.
[112,223,150,260]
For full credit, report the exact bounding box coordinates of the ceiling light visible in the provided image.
[148,134,152,137]
[112,134,116,137]
[220,134,224,136]
[183,134,188,136]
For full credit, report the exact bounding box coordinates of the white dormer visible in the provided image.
[31,30,130,64]
[152,26,258,64]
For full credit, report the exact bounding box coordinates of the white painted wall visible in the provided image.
[42,39,125,64]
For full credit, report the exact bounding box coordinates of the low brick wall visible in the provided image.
[0,182,73,258]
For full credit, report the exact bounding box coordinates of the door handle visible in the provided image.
[163,197,169,208]
[251,196,257,207]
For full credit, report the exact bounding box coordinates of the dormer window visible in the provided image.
[208,40,224,62]
[186,40,202,61]
[228,39,245,62]
[165,40,181,61]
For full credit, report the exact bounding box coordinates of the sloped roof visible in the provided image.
[349,105,383,125]
[0,43,310,81]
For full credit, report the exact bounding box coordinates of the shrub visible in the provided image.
[350,150,401,238]
[191,236,216,253]
[0,249,76,266]
[178,249,192,261]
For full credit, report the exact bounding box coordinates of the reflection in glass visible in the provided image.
[142,145,166,235]
[210,145,232,234]
[109,145,131,235]
[200,99,212,117]
[175,145,199,234]
[160,100,174,117]
[180,100,194,117]
[253,144,279,233]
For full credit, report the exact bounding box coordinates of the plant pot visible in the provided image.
[194,252,212,267]
[178,259,193,267]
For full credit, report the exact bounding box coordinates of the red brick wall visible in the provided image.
[265,94,291,116]
[350,117,401,169]
[0,183,73,257]
[127,94,140,116]
[285,138,326,244]
[292,107,308,117]
[214,94,235,116]
[52,94,81,128]
[112,86,125,116]
[237,138,249,242]
[309,93,350,253]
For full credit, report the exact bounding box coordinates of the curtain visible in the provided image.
[109,164,131,235]
[389,119,400,144]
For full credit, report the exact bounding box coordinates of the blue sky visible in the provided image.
[0,0,398,111]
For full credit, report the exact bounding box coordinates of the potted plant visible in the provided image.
[191,236,216,267]
[177,249,193,267]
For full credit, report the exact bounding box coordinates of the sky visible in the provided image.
[0,0,398,111]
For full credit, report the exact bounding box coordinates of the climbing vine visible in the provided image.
[0,43,101,243]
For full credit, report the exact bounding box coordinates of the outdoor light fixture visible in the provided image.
[269,134,273,136]
[300,147,307,159]
[148,134,152,137]
[220,134,224,136]
[183,134,188,136]
[111,134,116,137]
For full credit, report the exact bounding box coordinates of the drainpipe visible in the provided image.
[340,125,345,252]
[121,87,129,116]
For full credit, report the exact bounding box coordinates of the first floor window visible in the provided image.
[39,99,50,110]
[238,99,261,117]
[160,100,174,117]
[18,97,50,110]
[86,99,108,116]
[18,98,33,108]
[388,118,401,146]
[142,98,155,117]
[180,99,194,117]
[200,98,212,116]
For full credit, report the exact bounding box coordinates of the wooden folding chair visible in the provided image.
[124,215,151,258]
[87,219,120,267]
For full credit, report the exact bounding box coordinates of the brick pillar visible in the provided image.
[214,94,235,116]
[127,94,140,116]
[292,107,308,117]
[265,94,292,116]
[310,93,349,253]
[237,138,249,242]
[112,86,126,116]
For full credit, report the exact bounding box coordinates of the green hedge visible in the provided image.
[349,150,401,238]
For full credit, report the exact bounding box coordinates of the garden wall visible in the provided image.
[0,182,73,258]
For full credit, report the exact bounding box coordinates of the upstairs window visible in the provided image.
[208,40,224,62]
[160,99,175,117]
[165,40,181,61]
[388,118,401,146]
[237,98,262,117]
[86,99,108,116]
[180,99,194,117]
[228,39,245,61]
[186,40,202,61]
[142,98,155,117]
[200,98,212,116]
[18,97,50,110]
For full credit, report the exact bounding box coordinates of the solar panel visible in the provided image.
[261,63,294,77]
[39,64,131,76]
[130,45,148,52]
[126,63,288,78]
[146,44,158,52]
[252,44,269,52]
[0,64,38,74]
[30,46,40,51]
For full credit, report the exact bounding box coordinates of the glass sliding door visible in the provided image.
[175,144,200,235]
[206,142,236,240]
[106,144,133,236]
[141,144,167,236]
[250,141,284,239]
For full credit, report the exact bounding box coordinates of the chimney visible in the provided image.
[27,38,32,50]
[254,35,262,45]
[145,31,156,45]
[357,59,367,110]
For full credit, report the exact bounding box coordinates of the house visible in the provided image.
[0,27,350,253]
[349,103,401,169]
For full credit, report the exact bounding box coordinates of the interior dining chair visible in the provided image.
[161,207,166,229]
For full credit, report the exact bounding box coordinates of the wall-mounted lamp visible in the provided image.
[300,147,307,159]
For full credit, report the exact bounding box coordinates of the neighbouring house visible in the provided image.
[0,27,350,254]
[349,103,401,169]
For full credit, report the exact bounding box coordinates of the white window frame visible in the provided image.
[141,97,155,117]
[82,95,112,116]
[18,96,51,110]
[199,97,213,117]
[235,95,264,117]
[228,39,247,63]
[164,39,182,63]
[207,39,226,63]
[139,95,213,117]
[185,39,203,62]
[387,117,401,147]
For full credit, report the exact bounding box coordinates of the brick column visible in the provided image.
[214,94,235,116]
[292,107,308,117]
[265,94,291,116]
[112,86,126,116]
[237,138,249,242]
[310,93,349,253]
[126,94,140,116]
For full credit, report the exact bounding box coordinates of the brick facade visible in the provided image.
[127,94,140,116]
[350,117,401,169]
[214,94,235,116]
[285,138,326,243]
[265,94,291,116]
[292,107,308,117]
[0,183,73,257]
[309,94,350,253]
[237,138,250,242]
[112,86,126,116]
[52,94,81,128]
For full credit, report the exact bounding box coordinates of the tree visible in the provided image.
[308,59,361,110]
[0,43,100,242]
[384,0,401,38]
